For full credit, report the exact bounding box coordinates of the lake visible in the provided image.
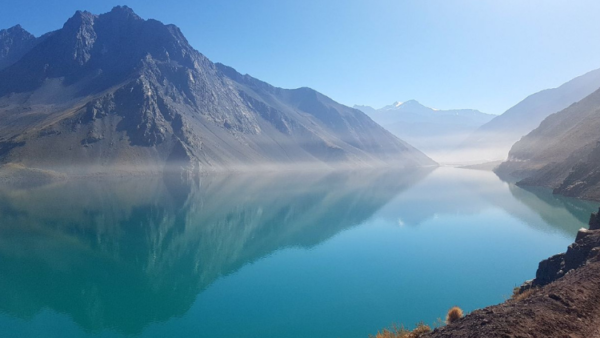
[0,167,597,338]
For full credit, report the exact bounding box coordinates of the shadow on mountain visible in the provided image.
[0,168,430,334]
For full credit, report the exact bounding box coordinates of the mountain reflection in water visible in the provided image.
[0,167,597,337]
[0,169,430,334]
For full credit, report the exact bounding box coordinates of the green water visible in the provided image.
[0,167,597,338]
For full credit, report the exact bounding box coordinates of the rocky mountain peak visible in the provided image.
[0,24,37,70]
[0,24,35,44]
[108,5,141,19]
[63,10,96,30]
[2,24,33,37]
[402,99,422,106]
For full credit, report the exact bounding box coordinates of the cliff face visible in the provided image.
[0,7,434,174]
[425,209,600,338]
[496,85,600,201]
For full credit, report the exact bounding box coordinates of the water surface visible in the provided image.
[0,167,597,338]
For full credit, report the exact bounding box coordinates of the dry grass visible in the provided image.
[446,306,463,324]
[511,286,537,302]
[370,322,432,338]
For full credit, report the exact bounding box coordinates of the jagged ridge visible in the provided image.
[0,6,435,174]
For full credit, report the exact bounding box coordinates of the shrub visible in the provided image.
[410,322,432,337]
[511,287,537,302]
[446,306,463,324]
[370,323,431,338]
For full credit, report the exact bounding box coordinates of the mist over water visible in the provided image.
[0,168,596,338]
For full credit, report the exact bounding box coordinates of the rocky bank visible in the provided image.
[425,208,600,338]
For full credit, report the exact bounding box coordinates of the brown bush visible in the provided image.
[371,322,431,338]
[446,306,463,324]
[511,286,537,302]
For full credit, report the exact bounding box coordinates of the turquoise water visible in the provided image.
[0,167,597,338]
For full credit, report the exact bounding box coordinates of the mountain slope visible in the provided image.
[0,7,435,175]
[355,100,493,162]
[496,86,600,200]
[460,68,600,163]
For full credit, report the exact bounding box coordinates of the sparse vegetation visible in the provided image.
[511,286,537,302]
[446,306,463,324]
[370,322,431,338]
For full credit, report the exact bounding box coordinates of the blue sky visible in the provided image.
[2,0,600,114]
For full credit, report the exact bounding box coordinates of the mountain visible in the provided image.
[496,86,600,201]
[0,25,39,70]
[354,100,493,163]
[0,7,434,175]
[460,68,600,163]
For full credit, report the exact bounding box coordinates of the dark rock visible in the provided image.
[589,208,600,230]
[532,228,600,288]
[534,253,566,287]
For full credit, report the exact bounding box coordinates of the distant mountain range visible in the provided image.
[497,85,600,201]
[459,68,600,163]
[354,100,494,163]
[0,6,434,175]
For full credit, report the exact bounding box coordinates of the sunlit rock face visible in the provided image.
[0,6,434,174]
[0,169,426,333]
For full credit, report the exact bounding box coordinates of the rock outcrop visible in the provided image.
[531,211,600,288]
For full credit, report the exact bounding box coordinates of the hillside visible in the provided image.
[459,68,600,163]
[496,86,600,201]
[0,7,435,175]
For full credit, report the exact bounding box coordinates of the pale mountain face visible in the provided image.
[354,100,494,163]
[0,6,435,174]
[459,67,600,163]
[497,85,600,201]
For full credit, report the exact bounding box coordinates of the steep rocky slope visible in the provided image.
[496,86,600,200]
[0,7,434,175]
[459,68,600,163]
